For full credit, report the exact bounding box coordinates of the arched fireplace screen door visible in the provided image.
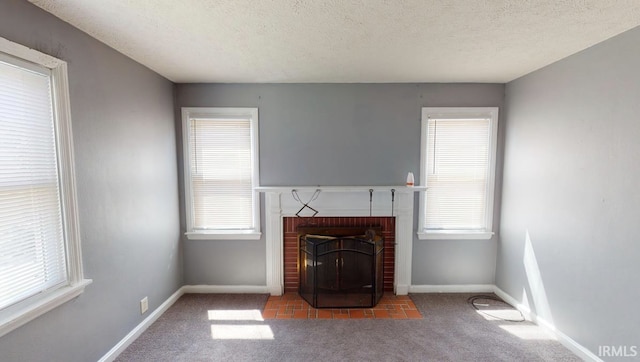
[299,229,384,308]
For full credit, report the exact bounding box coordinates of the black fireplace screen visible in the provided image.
[299,230,384,308]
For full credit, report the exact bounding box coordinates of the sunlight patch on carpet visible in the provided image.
[210,325,274,340]
[499,324,557,340]
[208,309,264,321]
[475,309,524,321]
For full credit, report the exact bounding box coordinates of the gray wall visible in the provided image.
[499,26,640,357]
[0,1,181,361]
[175,83,504,286]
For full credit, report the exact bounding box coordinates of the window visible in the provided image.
[182,107,261,240]
[0,37,90,337]
[418,107,498,240]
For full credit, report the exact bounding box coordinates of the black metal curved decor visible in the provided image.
[299,229,384,308]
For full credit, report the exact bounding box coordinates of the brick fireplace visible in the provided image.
[283,216,396,293]
[259,186,424,296]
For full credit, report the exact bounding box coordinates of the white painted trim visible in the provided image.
[181,107,261,235]
[53,60,87,287]
[98,288,184,362]
[393,191,413,295]
[410,284,599,361]
[98,283,596,362]
[263,187,416,297]
[419,112,429,236]
[0,36,89,338]
[395,285,410,295]
[409,284,495,293]
[185,231,262,240]
[256,186,427,192]
[417,231,494,240]
[264,193,283,296]
[182,285,270,294]
[493,286,602,362]
[419,107,499,236]
[0,280,92,338]
[491,287,533,320]
[0,36,61,68]
[99,285,271,361]
[281,208,399,217]
[548,324,603,361]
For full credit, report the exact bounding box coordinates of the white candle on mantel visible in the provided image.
[406,172,414,186]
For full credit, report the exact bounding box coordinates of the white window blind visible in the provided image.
[182,107,260,238]
[0,55,68,310]
[190,118,254,229]
[424,118,490,230]
[419,107,498,239]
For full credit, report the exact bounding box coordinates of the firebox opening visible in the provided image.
[298,227,384,308]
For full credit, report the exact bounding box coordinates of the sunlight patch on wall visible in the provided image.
[208,309,264,321]
[210,325,274,340]
[524,230,555,325]
[520,288,531,315]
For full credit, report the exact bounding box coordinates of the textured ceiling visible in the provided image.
[28,0,640,83]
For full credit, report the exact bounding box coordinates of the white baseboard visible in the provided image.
[181,284,270,294]
[100,284,599,362]
[395,284,410,295]
[492,286,533,320]
[98,287,185,362]
[493,286,602,362]
[98,284,269,361]
[409,284,495,293]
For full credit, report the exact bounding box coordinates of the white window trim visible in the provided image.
[418,107,499,240]
[0,37,92,338]
[181,107,261,240]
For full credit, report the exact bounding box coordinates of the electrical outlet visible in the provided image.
[140,297,149,314]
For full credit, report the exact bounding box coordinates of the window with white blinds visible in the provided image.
[419,107,498,240]
[0,37,88,338]
[0,54,67,311]
[182,108,260,239]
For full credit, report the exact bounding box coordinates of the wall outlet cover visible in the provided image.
[140,297,149,314]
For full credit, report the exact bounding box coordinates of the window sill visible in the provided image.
[186,231,262,240]
[0,278,92,338]
[417,231,494,240]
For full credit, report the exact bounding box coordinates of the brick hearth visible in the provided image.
[262,293,422,319]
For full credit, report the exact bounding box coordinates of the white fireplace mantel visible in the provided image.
[255,185,427,192]
[257,185,426,296]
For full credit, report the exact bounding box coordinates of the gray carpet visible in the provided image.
[115,293,580,361]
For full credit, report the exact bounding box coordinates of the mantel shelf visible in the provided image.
[255,185,427,193]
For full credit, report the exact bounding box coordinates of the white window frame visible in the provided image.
[0,37,91,338]
[418,107,499,240]
[182,107,261,240]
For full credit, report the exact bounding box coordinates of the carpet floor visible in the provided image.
[115,293,580,362]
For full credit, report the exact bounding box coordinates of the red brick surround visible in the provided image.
[283,216,396,293]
